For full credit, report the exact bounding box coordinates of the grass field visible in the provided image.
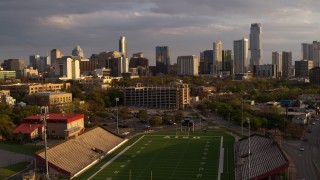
[76,130,234,180]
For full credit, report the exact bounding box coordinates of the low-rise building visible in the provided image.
[0,83,70,94]
[13,113,84,140]
[124,81,190,109]
[24,92,72,108]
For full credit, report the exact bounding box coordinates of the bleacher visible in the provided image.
[235,134,289,180]
[35,126,125,178]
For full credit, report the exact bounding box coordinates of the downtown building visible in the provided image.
[155,46,170,75]
[55,56,80,80]
[50,49,63,69]
[199,50,213,75]
[129,52,149,76]
[29,55,51,73]
[213,41,222,75]
[253,64,277,79]
[282,52,293,79]
[177,55,198,76]
[222,50,233,76]
[272,52,282,78]
[295,60,313,78]
[234,38,249,74]
[124,82,190,109]
[91,51,126,77]
[249,23,262,71]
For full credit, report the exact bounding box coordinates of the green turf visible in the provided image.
[76,130,235,180]
[0,161,29,179]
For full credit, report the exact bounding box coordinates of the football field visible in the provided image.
[76,131,234,180]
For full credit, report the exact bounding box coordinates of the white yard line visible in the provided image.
[218,136,224,180]
[87,135,145,180]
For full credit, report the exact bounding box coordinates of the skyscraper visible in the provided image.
[50,49,63,69]
[249,23,262,70]
[272,51,282,78]
[222,50,233,73]
[234,38,248,74]
[282,51,292,79]
[301,43,313,60]
[213,41,222,75]
[199,50,213,74]
[119,36,127,58]
[155,46,170,74]
[72,45,84,59]
[30,55,50,73]
[177,55,198,76]
[313,41,320,67]
[119,36,128,72]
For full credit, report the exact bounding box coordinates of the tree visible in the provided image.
[174,111,184,123]
[0,114,14,139]
[138,109,149,122]
[149,116,163,126]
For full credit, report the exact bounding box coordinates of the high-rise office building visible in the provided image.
[272,51,282,78]
[29,55,50,73]
[313,41,320,67]
[55,56,80,80]
[222,50,233,73]
[295,60,313,78]
[301,43,313,60]
[72,45,84,59]
[50,49,63,69]
[119,36,128,72]
[2,59,25,71]
[282,51,292,79]
[119,36,127,58]
[199,50,213,74]
[177,55,198,76]
[213,41,222,75]
[156,46,170,74]
[249,23,262,70]
[234,38,248,74]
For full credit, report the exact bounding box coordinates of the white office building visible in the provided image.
[234,38,249,74]
[55,56,80,80]
[177,55,198,76]
[213,40,222,75]
[272,51,282,78]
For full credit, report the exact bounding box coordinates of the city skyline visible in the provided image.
[0,0,319,65]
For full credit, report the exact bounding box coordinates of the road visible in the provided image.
[202,111,320,180]
[282,123,320,180]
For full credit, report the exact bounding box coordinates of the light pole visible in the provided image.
[40,106,49,179]
[241,98,244,137]
[247,117,251,179]
[115,97,119,134]
[174,123,177,136]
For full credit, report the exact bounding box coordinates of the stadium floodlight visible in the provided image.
[39,106,50,179]
[247,117,251,179]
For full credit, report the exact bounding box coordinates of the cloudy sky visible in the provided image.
[0,0,319,65]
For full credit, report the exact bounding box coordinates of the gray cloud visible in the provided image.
[0,0,320,65]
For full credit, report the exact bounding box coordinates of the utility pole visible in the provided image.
[115,97,119,134]
[40,106,49,179]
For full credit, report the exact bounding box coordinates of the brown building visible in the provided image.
[0,83,70,94]
[80,59,96,74]
[24,92,72,108]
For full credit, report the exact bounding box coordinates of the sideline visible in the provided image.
[87,135,145,180]
[217,136,224,180]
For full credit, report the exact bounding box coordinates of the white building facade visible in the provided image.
[177,55,198,76]
[234,38,248,74]
[55,56,80,80]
